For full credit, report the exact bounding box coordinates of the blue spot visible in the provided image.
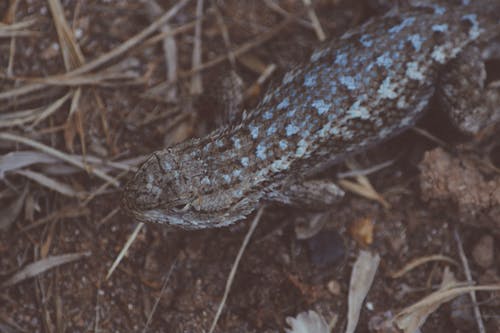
[363,76,372,86]
[330,82,337,94]
[397,40,405,50]
[359,34,373,47]
[241,157,249,167]
[263,110,274,120]
[287,108,296,118]
[333,95,345,107]
[347,100,370,119]
[388,17,416,34]
[282,71,296,84]
[462,13,478,24]
[163,161,172,171]
[222,174,231,183]
[286,123,300,136]
[201,176,210,185]
[267,125,277,136]
[339,76,357,90]
[432,24,448,32]
[215,139,224,147]
[277,98,290,110]
[232,169,242,178]
[262,93,272,104]
[312,99,331,115]
[329,125,340,135]
[354,55,366,67]
[335,52,348,66]
[462,14,480,38]
[304,73,317,87]
[376,52,393,68]
[249,125,259,139]
[232,137,241,149]
[349,107,370,119]
[378,77,398,99]
[318,123,330,137]
[408,34,424,51]
[279,140,288,150]
[432,5,446,15]
[301,129,310,138]
[256,143,267,160]
[296,139,308,156]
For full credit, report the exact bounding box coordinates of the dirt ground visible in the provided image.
[1,1,499,332]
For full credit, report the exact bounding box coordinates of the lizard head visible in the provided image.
[122,147,258,229]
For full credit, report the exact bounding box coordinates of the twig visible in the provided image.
[190,0,204,95]
[453,228,486,333]
[302,0,326,41]
[0,132,120,186]
[263,0,313,29]
[67,0,190,77]
[145,11,303,98]
[142,257,178,333]
[0,0,191,100]
[183,8,305,77]
[412,126,452,150]
[5,0,22,76]
[144,0,179,102]
[210,1,236,67]
[106,222,144,280]
[388,254,459,279]
[81,170,129,206]
[337,159,394,178]
[208,206,265,333]
[94,281,102,333]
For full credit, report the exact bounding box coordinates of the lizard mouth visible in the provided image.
[127,207,218,230]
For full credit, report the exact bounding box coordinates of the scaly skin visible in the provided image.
[123,1,500,229]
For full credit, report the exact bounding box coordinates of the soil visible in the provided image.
[1,1,499,332]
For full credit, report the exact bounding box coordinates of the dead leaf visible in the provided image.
[391,268,500,333]
[346,250,381,333]
[349,216,375,246]
[2,252,91,288]
[16,169,82,198]
[388,255,458,279]
[0,150,59,178]
[285,310,330,333]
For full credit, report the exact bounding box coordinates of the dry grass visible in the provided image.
[1,1,499,332]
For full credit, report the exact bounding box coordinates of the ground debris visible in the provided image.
[419,147,500,230]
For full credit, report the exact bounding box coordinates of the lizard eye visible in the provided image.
[172,202,191,213]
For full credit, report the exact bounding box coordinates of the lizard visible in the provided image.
[122,0,500,229]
